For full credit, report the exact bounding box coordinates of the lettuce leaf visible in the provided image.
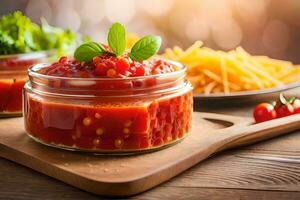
[0,11,78,55]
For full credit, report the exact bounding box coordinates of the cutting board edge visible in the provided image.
[0,139,221,197]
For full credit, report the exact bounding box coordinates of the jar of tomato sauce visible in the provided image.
[0,51,52,117]
[24,56,193,154]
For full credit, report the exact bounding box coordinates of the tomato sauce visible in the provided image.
[0,52,49,115]
[0,78,25,113]
[0,59,35,114]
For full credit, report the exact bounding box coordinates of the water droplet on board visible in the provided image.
[104,168,109,172]
[87,163,93,168]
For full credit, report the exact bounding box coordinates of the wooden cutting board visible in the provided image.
[1,112,300,197]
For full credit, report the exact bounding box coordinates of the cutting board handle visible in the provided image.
[211,113,300,152]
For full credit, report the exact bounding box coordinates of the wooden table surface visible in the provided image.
[1,89,300,200]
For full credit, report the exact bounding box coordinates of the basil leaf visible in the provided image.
[129,35,161,61]
[107,22,126,57]
[74,42,105,62]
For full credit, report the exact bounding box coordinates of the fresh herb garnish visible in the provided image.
[0,11,78,55]
[108,22,126,57]
[74,42,106,62]
[73,22,161,62]
[129,35,161,61]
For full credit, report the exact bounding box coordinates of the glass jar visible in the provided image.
[0,51,53,117]
[23,61,193,154]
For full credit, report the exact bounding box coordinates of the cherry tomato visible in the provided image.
[59,56,69,64]
[276,104,294,118]
[134,66,146,76]
[106,68,117,78]
[92,56,101,65]
[95,63,108,75]
[292,99,300,114]
[116,58,130,74]
[253,103,276,123]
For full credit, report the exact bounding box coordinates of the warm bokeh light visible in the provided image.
[263,20,291,53]
[138,0,174,17]
[211,19,243,49]
[185,17,210,42]
[25,0,52,22]
[104,0,136,24]
[1,0,300,63]
[76,0,105,25]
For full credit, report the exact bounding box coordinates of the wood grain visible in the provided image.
[165,149,300,191]
[133,186,300,200]
[3,151,299,200]
[0,159,104,200]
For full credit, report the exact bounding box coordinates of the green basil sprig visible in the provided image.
[129,35,161,61]
[74,42,106,62]
[108,22,126,57]
[74,22,161,62]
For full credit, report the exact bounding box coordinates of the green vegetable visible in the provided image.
[107,22,126,57]
[0,31,17,54]
[0,11,78,55]
[129,35,161,61]
[74,42,106,62]
[39,18,77,52]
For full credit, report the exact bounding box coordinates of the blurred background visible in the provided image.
[1,0,300,63]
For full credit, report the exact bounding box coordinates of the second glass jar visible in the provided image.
[0,51,53,116]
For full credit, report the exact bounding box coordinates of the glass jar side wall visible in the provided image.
[23,82,193,153]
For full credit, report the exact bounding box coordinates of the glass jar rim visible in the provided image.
[27,59,188,98]
[0,49,57,60]
[28,59,186,81]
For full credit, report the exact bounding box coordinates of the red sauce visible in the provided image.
[0,58,37,113]
[0,79,25,112]
[25,91,192,150]
[24,55,193,152]
[39,55,177,78]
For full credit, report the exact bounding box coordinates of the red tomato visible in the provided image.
[134,66,146,76]
[292,99,300,114]
[92,56,101,65]
[116,58,130,74]
[59,56,69,64]
[276,104,294,118]
[95,63,108,75]
[253,103,276,123]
